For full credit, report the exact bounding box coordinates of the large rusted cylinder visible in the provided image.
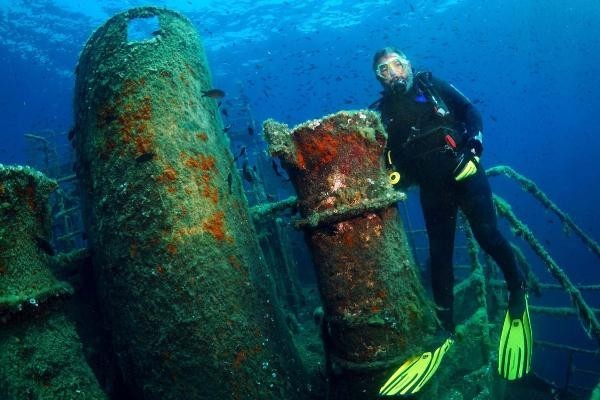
[264,111,438,399]
[73,7,305,399]
[0,165,106,399]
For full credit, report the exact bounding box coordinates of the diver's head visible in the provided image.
[373,47,414,94]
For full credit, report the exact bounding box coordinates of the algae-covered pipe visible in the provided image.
[0,164,106,399]
[264,111,438,399]
[73,7,306,399]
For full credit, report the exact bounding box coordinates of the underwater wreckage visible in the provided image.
[1,6,599,400]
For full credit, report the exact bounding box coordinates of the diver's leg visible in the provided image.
[458,168,525,300]
[458,168,532,380]
[420,185,458,333]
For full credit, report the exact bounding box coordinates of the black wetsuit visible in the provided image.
[376,72,525,332]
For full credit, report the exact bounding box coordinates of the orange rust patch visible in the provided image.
[196,132,208,141]
[117,95,154,154]
[0,261,6,275]
[184,157,200,169]
[166,186,177,193]
[342,231,355,248]
[184,153,216,171]
[232,350,247,369]
[166,243,177,255]
[202,184,218,204]
[134,133,153,155]
[295,149,306,169]
[294,122,380,173]
[370,305,382,313]
[181,152,219,204]
[203,211,231,242]
[157,167,178,183]
[156,265,165,274]
[297,131,339,166]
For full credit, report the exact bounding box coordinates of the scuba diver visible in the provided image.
[371,47,532,396]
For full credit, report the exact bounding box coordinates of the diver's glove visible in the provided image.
[466,134,483,157]
[453,147,480,182]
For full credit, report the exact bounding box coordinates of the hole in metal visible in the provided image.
[127,16,160,43]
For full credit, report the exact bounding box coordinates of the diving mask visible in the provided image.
[375,56,410,80]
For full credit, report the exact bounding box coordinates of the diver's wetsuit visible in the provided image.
[376,72,525,332]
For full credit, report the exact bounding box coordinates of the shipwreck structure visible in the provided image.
[72,7,306,400]
[263,111,441,398]
[0,165,106,399]
[2,5,597,400]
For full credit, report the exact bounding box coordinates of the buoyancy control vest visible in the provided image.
[376,71,469,185]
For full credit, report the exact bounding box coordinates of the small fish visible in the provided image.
[223,124,232,133]
[201,89,226,99]
[152,29,162,36]
[247,126,254,136]
[221,108,229,117]
[35,236,55,256]
[233,146,247,162]
[136,152,155,163]
[266,193,276,201]
[227,172,233,194]
[68,127,76,141]
[271,159,284,177]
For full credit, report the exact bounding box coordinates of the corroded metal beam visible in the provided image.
[0,164,106,399]
[73,7,306,399]
[264,111,437,399]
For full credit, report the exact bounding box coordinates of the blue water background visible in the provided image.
[0,0,598,394]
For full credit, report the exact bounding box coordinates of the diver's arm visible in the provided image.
[434,78,483,155]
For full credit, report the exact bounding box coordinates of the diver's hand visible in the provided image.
[466,135,483,156]
[454,149,480,181]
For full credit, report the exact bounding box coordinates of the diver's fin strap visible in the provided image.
[379,337,454,396]
[498,295,533,380]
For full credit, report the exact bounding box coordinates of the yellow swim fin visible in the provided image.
[498,294,533,380]
[379,337,454,396]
